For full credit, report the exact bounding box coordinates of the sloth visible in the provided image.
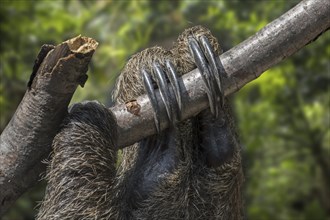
[37,26,244,220]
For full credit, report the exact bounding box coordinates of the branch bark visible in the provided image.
[0,36,98,215]
[113,0,330,148]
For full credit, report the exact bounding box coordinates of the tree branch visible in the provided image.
[112,0,330,148]
[0,36,98,215]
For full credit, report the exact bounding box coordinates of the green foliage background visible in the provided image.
[0,0,329,219]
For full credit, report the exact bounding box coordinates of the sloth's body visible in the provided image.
[37,26,244,220]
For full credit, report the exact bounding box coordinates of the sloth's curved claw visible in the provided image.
[153,62,173,123]
[200,35,224,108]
[188,36,225,118]
[188,37,218,117]
[165,60,183,121]
[141,68,161,132]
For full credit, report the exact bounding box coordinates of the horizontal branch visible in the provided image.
[111,0,330,148]
[0,36,98,215]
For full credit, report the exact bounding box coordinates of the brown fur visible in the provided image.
[37,26,244,220]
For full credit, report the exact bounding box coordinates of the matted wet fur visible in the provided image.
[37,26,244,220]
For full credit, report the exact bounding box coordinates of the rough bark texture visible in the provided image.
[0,36,98,215]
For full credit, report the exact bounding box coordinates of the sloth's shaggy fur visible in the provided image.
[37,26,244,220]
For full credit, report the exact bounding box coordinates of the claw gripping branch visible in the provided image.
[141,36,225,132]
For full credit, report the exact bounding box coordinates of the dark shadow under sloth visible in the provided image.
[37,26,244,220]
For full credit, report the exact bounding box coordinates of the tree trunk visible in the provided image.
[0,36,98,215]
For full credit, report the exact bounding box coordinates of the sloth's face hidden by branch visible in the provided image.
[37,26,244,220]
